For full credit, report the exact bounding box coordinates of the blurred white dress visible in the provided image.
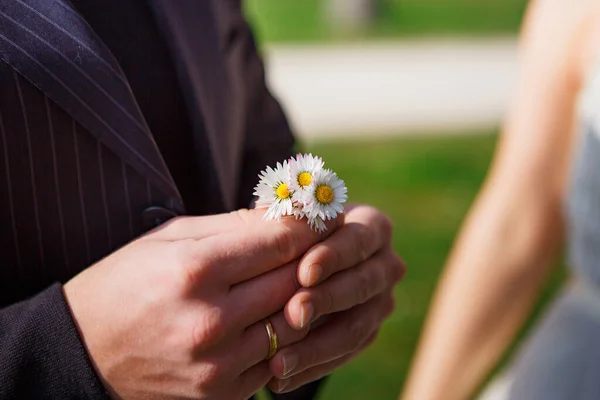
[479,58,600,400]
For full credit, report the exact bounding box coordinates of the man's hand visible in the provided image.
[63,209,340,400]
[267,205,406,393]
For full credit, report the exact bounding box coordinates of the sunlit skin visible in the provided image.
[402,1,600,399]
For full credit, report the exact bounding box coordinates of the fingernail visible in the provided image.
[282,352,299,377]
[300,301,314,328]
[277,379,290,393]
[305,264,323,286]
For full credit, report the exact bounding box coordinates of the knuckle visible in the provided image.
[190,308,227,352]
[177,241,212,290]
[355,224,371,261]
[373,258,388,286]
[322,244,342,275]
[356,268,372,305]
[273,226,298,261]
[286,265,301,293]
[195,362,226,391]
[318,287,335,315]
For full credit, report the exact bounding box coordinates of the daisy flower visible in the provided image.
[300,169,348,231]
[253,161,293,221]
[289,153,325,194]
[308,215,327,233]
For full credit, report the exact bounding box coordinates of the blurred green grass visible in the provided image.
[258,133,566,399]
[245,0,528,43]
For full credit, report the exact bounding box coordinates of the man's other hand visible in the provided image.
[268,204,406,393]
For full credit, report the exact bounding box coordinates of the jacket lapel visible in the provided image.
[0,0,184,211]
[148,0,242,211]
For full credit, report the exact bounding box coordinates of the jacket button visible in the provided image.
[142,206,179,230]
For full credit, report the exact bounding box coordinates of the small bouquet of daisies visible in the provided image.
[253,154,348,232]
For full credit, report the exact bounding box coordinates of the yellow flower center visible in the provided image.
[316,185,334,204]
[275,183,291,200]
[298,172,312,187]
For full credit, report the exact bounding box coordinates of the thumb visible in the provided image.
[144,208,272,241]
[187,210,344,286]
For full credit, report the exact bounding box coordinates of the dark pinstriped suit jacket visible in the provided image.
[0,0,295,397]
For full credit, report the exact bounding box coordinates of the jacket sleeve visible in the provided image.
[0,283,109,399]
[216,1,297,209]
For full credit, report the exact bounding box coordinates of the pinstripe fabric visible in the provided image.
[46,95,70,271]
[0,63,159,303]
[0,0,183,207]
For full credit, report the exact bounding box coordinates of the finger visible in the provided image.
[227,262,300,329]
[297,206,393,287]
[267,332,378,395]
[148,208,269,241]
[198,212,343,286]
[269,292,395,379]
[270,353,352,395]
[285,249,404,329]
[235,311,310,374]
[229,361,272,400]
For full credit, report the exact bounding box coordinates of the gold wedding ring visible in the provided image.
[263,318,278,360]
